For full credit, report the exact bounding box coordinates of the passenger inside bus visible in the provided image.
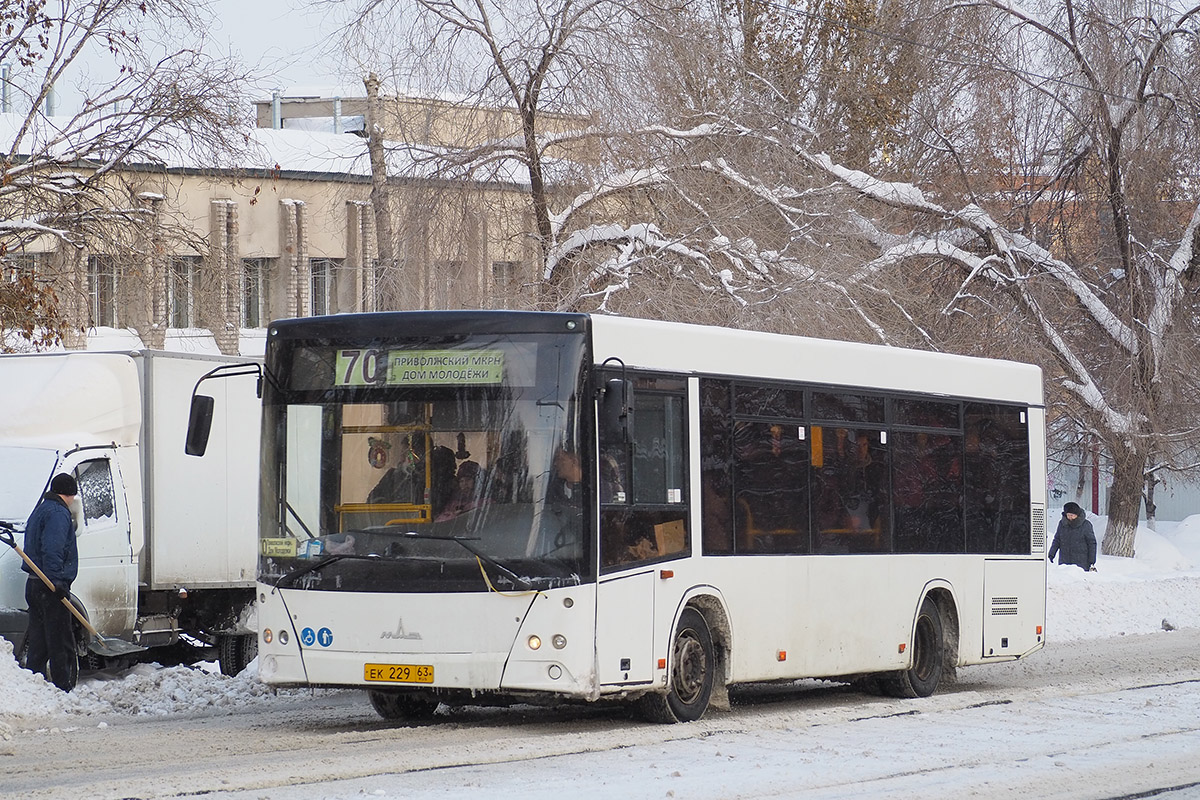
[435,459,487,520]
[541,447,584,556]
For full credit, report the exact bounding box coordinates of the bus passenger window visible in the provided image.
[964,404,1031,554]
[811,426,890,554]
[733,421,809,554]
[892,430,964,553]
[699,380,735,555]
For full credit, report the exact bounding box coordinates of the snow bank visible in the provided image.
[1046,512,1200,640]
[0,640,279,722]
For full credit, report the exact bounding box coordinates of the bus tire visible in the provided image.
[882,597,944,699]
[368,689,439,720]
[218,633,259,677]
[639,607,715,723]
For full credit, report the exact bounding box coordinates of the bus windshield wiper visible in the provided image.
[273,552,387,588]
[398,531,534,590]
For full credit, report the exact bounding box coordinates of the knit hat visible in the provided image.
[1063,501,1083,516]
[49,473,78,497]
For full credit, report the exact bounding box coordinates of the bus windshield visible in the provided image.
[259,329,590,593]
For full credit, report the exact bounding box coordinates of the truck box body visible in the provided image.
[140,353,259,590]
[0,350,260,661]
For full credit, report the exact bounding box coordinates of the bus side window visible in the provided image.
[964,404,1031,554]
[600,383,689,570]
[733,420,810,554]
[699,379,735,555]
[811,426,890,554]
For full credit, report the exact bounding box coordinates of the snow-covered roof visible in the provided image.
[0,110,534,187]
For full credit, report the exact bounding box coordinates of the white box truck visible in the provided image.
[0,350,261,676]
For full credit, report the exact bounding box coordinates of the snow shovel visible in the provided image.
[0,526,145,658]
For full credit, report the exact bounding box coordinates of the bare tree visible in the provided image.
[767,0,1200,556]
[0,0,254,350]
[333,0,872,322]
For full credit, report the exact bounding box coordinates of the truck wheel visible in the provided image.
[217,633,258,677]
[16,631,79,691]
[881,597,944,698]
[639,607,715,723]
[368,690,439,720]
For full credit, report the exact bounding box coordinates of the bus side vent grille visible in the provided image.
[1030,504,1046,553]
[991,596,1019,616]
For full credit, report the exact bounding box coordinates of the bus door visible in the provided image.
[594,377,690,686]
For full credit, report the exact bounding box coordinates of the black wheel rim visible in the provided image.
[672,626,708,705]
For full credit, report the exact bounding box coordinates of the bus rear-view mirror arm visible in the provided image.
[599,357,633,444]
[185,362,264,457]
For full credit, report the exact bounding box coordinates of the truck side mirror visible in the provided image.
[601,378,633,443]
[185,395,215,456]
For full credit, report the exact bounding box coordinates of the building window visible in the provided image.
[242,258,271,328]
[4,253,41,279]
[310,257,342,316]
[168,256,200,328]
[87,255,117,327]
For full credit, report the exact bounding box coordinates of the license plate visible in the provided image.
[364,663,435,684]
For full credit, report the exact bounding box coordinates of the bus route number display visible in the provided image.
[336,348,505,386]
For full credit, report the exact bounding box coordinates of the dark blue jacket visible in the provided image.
[22,492,78,587]
[1048,510,1097,571]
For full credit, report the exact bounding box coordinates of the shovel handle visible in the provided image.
[0,526,102,638]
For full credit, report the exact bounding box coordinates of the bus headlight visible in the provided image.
[527,635,542,650]
[552,634,567,649]
[279,629,289,645]
[263,628,273,644]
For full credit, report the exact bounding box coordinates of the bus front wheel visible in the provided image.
[882,597,944,698]
[640,607,715,723]
[368,689,439,720]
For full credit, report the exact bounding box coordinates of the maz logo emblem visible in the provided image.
[381,619,422,640]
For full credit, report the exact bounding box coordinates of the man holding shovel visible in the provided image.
[22,473,80,691]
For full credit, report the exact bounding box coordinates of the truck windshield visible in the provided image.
[259,330,590,592]
[0,447,57,526]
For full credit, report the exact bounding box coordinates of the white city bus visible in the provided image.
[245,311,1046,722]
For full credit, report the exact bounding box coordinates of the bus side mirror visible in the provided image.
[601,379,633,442]
[185,395,215,456]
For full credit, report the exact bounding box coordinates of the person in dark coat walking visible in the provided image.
[22,472,80,691]
[1048,501,1097,572]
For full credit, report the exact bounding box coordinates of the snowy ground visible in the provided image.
[3,510,1200,799]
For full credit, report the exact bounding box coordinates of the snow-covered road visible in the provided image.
[5,628,1200,800]
[6,513,1200,799]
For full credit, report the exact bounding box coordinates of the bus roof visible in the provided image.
[265,311,1043,407]
[589,315,1044,406]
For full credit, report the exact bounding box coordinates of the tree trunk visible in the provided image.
[1102,450,1145,558]
[364,74,397,301]
[1145,471,1158,533]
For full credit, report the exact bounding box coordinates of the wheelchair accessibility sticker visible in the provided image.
[300,627,334,647]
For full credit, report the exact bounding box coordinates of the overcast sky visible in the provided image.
[39,0,351,114]
[207,0,350,98]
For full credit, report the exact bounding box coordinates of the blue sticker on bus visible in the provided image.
[300,627,316,647]
[317,627,333,647]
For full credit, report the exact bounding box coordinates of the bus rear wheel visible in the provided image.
[640,608,715,723]
[882,597,944,698]
[368,689,439,720]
